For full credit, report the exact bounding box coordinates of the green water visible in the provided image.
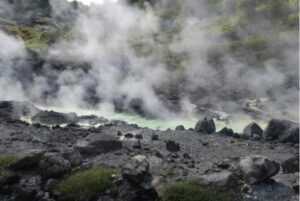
[33,105,268,132]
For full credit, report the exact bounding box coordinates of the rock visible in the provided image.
[281,155,299,174]
[124,133,134,139]
[121,155,150,185]
[132,140,142,149]
[39,152,71,178]
[218,127,234,136]
[165,140,180,152]
[175,125,185,131]
[0,172,21,187]
[98,196,114,201]
[118,155,158,201]
[117,131,123,136]
[135,134,143,139]
[9,149,46,171]
[116,178,158,201]
[264,119,299,144]
[183,153,191,159]
[200,170,238,189]
[76,134,122,155]
[243,122,263,138]
[249,182,297,201]
[238,155,280,185]
[151,134,159,141]
[31,110,79,125]
[44,179,58,192]
[195,118,216,134]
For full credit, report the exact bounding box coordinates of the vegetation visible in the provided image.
[54,168,118,201]
[161,180,232,201]
[0,154,16,168]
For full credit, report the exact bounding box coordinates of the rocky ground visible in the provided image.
[0,101,299,201]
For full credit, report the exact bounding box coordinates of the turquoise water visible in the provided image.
[33,105,267,132]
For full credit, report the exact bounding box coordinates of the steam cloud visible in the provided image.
[0,0,298,120]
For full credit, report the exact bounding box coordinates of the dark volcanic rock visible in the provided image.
[0,101,39,119]
[281,155,299,174]
[76,134,123,155]
[165,140,180,152]
[195,118,216,134]
[9,149,46,171]
[264,119,299,144]
[218,127,234,136]
[39,152,72,178]
[238,155,280,185]
[175,125,185,131]
[124,133,134,139]
[31,110,79,125]
[151,134,159,141]
[243,122,263,138]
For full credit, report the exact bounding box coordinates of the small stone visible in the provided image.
[165,140,180,152]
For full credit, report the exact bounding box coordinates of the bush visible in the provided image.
[55,168,117,201]
[0,154,16,168]
[161,180,232,201]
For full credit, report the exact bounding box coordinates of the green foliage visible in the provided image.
[0,154,16,168]
[55,168,117,201]
[161,180,232,201]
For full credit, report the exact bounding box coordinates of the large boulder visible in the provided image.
[195,118,216,134]
[76,134,123,155]
[248,182,297,201]
[118,155,158,201]
[39,152,72,178]
[9,149,46,171]
[243,122,263,139]
[263,119,299,144]
[31,110,79,125]
[238,155,280,185]
[122,155,150,185]
[281,155,299,174]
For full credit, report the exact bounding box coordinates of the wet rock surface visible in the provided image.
[0,101,298,201]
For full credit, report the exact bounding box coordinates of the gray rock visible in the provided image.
[243,122,263,138]
[9,149,46,171]
[200,170,238,189]
[281,155,299,174]
[239,155,280,185]
[264,119,299,144]
[248,182,297,201]
[195,118,215,134]
[122,155,150,185]
[39,152,71,178]
[76,134,122,155]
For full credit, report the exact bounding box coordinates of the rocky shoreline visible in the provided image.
[0,101,299,201]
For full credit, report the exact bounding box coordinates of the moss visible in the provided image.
[161,180,232,201]
[55,168,118,201]
[283,13,299,27]
[0,154,16,168]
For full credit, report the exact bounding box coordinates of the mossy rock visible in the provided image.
[161,180,232,201]
[54,168,118,201]
[0,154,16,168]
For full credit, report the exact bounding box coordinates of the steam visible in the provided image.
[0,0,298,121]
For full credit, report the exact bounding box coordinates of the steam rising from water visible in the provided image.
[0,0,299,125]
